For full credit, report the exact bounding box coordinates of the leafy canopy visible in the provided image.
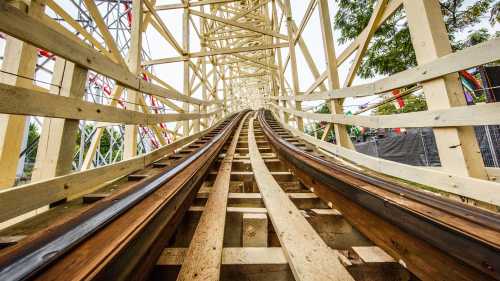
[334,0,495,78]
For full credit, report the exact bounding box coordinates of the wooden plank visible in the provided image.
[273,112,500,206]
[271,37,500,101]
[0,126,214,223]
[123,0,143,159]
[0,83,220,125]
[283,0,303,131]
[176,113,248,281]
[352,247,395,263]
[144,43,288,65]
[158,247,287,266]
[317,0,352,148]
[189,206,268,214]
[271,102,500,128]
[247,117,354,281]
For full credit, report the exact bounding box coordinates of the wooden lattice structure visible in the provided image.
[0,0,499,229]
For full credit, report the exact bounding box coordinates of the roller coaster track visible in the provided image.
[0,110,498,281]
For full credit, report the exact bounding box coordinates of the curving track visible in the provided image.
[0,110,499,281]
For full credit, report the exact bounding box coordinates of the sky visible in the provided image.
[0,0,498,117]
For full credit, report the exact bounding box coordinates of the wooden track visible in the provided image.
[0,111,499,281]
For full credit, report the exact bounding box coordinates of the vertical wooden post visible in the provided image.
[32,59,88,180]
[182,5,191,137]
[123,0,143,159]
[404,0,487,179]
[193,105,201,133]
[271,0,288,124]
[283,0,303,131]
[317,0,353,149]
[200,8,208,128]
[223,75,228,116]
[0,0,45,187]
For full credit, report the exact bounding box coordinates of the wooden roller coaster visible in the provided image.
[0,0,499,280]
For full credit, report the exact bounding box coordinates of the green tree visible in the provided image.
[334,0,494,79]
[374,93,427,115]
[26,123,40,164]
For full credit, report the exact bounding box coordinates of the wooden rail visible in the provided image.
[248,116,355,281]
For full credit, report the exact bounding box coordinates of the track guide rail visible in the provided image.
[258,109,500,281]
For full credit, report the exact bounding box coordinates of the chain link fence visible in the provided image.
[354,125,500,168]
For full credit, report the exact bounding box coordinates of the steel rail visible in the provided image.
[258,109,500,281]
[0,110,249,281]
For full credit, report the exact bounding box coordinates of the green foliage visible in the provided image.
[455,28,492,49]
[76,124,123,164]
[374,93,427,115]
[26,123,40,164]
[491,1,500,24]
[334,0,494,78]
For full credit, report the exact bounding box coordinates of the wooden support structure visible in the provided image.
[0,2,498,280]
[0,0,45,187]
[404,0,487,179]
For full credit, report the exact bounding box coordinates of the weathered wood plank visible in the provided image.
[272,112,500,206]
[177,113,248,281]
[0,83,220,124]
[248,117,354,281]
[0,127,213,223]
[271,102,500,128]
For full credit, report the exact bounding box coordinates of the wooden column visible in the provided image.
[32,59,88,180]
[0,0,45,187]
[123,0,143,159]
[200,10,208,129]
[182,5,191,137]
[317,0,353,149]
[272,0,288,124]
[404,0,487,179]
[283,0,303,131]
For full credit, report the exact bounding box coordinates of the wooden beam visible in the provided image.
[158,247,287,266]
[317,0,353,149]
[123,0,143,159]
[271,103,500,128]
[0,83,221,125]
[143,43,288,65]
[404,0,487,179]
[0,126,214,223]
[271,37,500,101]
[156,0,240,10]
[247,117,354,281]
